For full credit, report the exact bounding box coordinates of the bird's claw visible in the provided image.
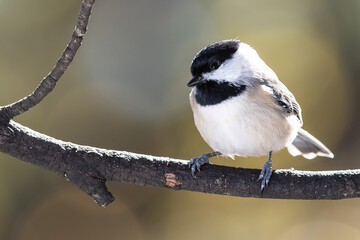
[189,154,210,178]
[258,160,272,192]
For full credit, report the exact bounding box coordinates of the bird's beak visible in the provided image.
[187,76,204,87]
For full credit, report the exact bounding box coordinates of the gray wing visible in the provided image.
[262,78,302,124]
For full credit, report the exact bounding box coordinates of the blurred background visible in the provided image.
[0,0,359,239]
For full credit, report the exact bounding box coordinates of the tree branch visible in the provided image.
[0,0,358,207]
[0,0,95,123]
[0,121,359,206]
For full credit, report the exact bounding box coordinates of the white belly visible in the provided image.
[190,89,301,157]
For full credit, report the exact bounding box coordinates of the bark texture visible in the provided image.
[1,121,360,206]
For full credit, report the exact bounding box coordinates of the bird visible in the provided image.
[187,39,334,191]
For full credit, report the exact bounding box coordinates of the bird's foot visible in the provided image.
[189,154,210,178]
[188,152,221,177]
[258,151,273,192]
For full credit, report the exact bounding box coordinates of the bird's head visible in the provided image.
[188,39,269,88]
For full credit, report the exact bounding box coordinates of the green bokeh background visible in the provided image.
[0,0,359,239]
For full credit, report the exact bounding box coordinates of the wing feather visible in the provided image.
[260,77,302,124]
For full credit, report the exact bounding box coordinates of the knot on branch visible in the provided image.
[165,172,182,189]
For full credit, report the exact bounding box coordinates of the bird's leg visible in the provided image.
[189,151,222,177]
[258,151,273,191]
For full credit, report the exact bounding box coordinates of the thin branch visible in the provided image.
[0,121,359,206]
[0,0,95,123]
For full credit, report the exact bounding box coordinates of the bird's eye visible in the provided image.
[209,61,220,70]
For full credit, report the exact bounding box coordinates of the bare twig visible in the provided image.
[0,0,95,124]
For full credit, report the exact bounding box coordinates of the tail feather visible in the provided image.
[287,128,334,159]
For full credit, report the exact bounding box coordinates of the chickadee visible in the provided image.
[187,39,334,191]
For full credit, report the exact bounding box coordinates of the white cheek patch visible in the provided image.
[203,58,243,83]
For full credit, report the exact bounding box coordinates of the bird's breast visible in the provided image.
[189,88,301,157]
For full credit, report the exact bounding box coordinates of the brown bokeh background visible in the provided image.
[0,0,359,239]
